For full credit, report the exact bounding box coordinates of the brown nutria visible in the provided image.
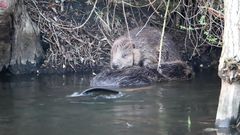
[110,26,181,69]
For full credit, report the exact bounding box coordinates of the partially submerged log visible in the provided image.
[215,0,240,128]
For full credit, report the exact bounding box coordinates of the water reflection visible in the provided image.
[0,71,238,135]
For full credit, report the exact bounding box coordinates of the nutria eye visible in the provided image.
[122,54,127,58]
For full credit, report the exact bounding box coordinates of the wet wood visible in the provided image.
[216,81,240,127]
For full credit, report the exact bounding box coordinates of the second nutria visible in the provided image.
[91,61,193,88]
[110,26,181,69]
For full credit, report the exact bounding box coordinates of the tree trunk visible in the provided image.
[0,14,12,71]
[9,0,43,74]
[0,0,15,71]
[0,0,44,74]
[215,0,240,128]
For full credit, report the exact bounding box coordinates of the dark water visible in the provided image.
[0,70,233,135]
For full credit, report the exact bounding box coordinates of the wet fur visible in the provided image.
[91,27,193,88]
[110,27,181,69]
[90,61,193,88]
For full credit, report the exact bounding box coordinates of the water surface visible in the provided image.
[0,71,228,135]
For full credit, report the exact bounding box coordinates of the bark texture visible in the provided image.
[9,0,43,74]
[0,0,15,71]
[0,15,12,71]
[0,0,44,74]
[215,0,240,128]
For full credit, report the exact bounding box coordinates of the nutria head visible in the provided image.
[111,37,138,69]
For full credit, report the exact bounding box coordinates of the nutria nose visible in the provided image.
[112,64,118,69]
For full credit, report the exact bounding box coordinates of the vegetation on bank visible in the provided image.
[25,0,224,71]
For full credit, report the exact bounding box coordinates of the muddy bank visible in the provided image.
[0,0,221,75]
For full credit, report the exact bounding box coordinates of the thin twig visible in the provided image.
[158,0,170,71]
